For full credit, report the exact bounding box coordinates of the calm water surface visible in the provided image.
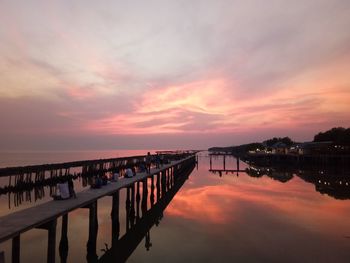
[1,151,350,262]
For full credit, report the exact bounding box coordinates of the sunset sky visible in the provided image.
[0,0,349,150]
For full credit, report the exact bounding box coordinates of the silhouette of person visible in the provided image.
[146,152,152,174]
[68,177,76,198]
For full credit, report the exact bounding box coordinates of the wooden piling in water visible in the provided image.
[59,214,68,263]
[156,173,161,202]
[12,235,20,263]
[0,154,198,262]
[47,219,57,263]
[111,191,120,247]
[86,201,98,262]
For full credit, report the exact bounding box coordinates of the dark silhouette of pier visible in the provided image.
[98,159,194,262]
[0,153,197,263]
[0,152,196,209]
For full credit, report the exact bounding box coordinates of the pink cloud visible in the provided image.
[66,85,97,100]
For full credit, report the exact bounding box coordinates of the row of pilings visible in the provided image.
[0,153,194,208]
[6,154,196,263]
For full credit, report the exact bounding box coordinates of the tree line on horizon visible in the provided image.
[208,127,350,154]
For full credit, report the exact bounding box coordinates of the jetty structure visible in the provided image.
[0,151,198,263]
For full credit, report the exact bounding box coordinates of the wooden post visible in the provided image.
[161,171,166,198]
[171,168,174,186]
[150,175,155,207]
[12,235,20,263]
[169,169,172,188]
[0,251,4,263]
[223,155,226,170]
[59,214,69,263]
[47,219,57,263]
[210,155,212,170]
[165,170,170,191]
[141,179,148,216]
[136,182,141,221]
[35,219,57,263]
[111,191,120,247]
[86,201,98,262]
[125,187,131,231]
[130,183,135,226]
[156,173,161,202]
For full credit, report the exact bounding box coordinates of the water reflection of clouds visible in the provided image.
[166,174,350,234]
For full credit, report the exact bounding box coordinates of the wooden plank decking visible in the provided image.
[0,158,187,244]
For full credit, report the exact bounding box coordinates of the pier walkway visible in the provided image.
[0,157,192,244]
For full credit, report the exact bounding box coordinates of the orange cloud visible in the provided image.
[86,78,236,134]
[86,67,350,136]
[139,79,235,114]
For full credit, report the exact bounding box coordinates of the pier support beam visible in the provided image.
[59,214,68,263]
[141,179,148,216]
[126,187,131,231]
[86,201,98,262]
[150,175,155,207]
[166,169,170,191]
[36,219,57,263]
[156,173,161,202]
[130,183,135,227]
[136,182,141,221]
[12,235,20,263]
[111,191,120,247]
[47,219,57,263]
[161,171,166,198]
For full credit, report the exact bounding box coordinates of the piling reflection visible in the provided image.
[0,154,197,263]
[209,154,350,200]
[51,160,195,263]
[245,166,350,199]
[97,163,194,262]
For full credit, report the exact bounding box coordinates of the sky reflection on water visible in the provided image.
[1,151,350,262]
[129,153,350,262]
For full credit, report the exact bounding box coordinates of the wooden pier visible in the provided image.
[0,154,197,263]
[99,161,194,262]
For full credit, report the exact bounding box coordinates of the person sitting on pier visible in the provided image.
[52,179,71,200]
[125,168,134,178]
[101,174,109,185]
[90,175,103,189]
[139,162,146,173]
[112,169,119,181]
[68,177,77,198]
